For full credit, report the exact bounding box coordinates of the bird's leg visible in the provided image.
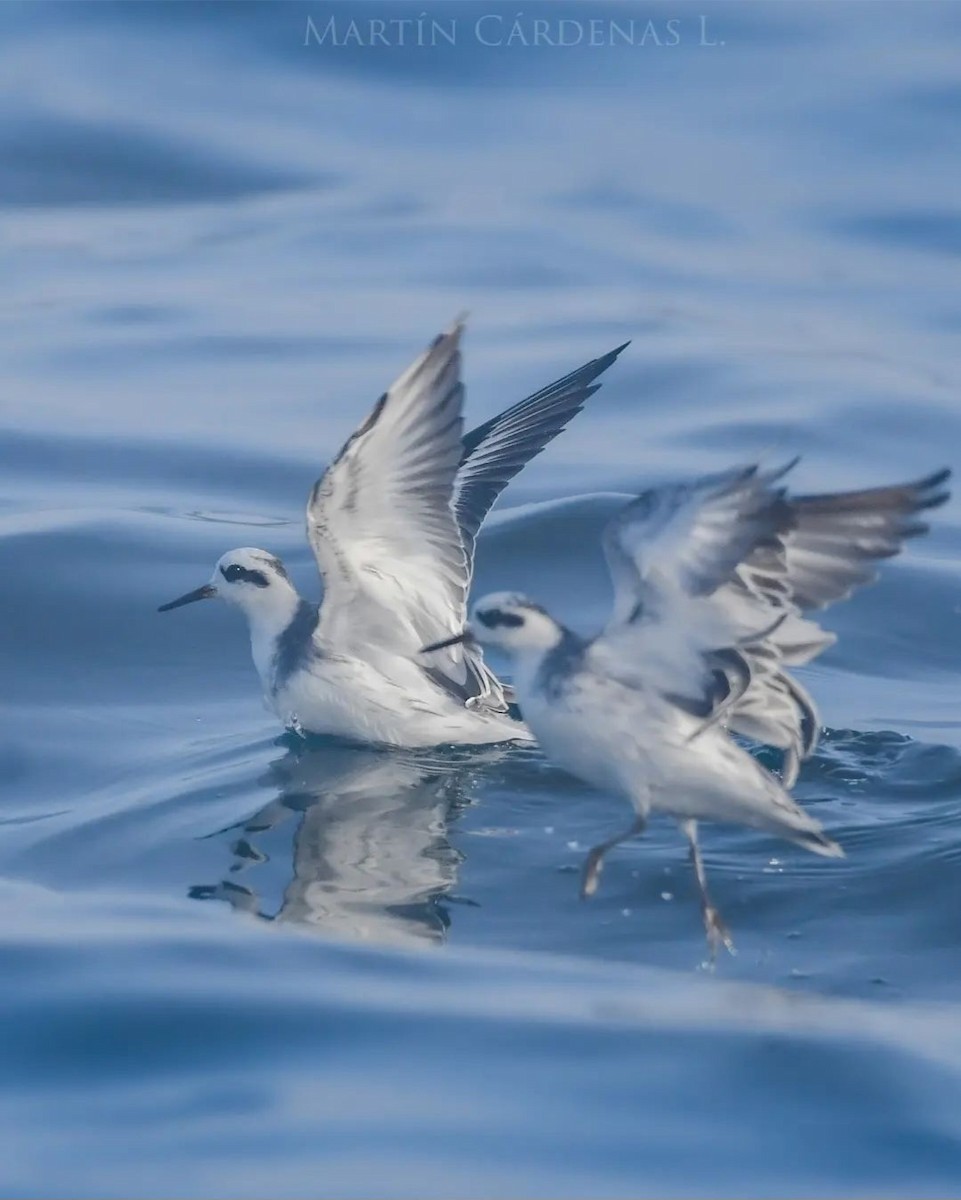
[580,815,647,899]
[681,819,735,961]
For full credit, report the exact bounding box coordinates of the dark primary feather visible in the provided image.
[720,467,951,778]
[453,341,629,570]
[776,467,951,610]
[727,467,950,614]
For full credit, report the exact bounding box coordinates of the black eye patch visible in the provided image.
[220,564,269,587]
[476,608,524,629]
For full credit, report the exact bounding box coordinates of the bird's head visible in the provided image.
[158,548,296,620]
[421,591,563,659]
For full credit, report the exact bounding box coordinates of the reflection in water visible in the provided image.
[191,741,508,946]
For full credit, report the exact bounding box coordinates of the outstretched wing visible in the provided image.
[454,342,629,572]
[601,463,795,628]
[306,323,473,690]
[718,467,951,781]
[745,468,952,611]
[596,462,951,785]
[591,465,796,717]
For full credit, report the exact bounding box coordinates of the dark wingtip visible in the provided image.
[586,341,631,375]
[774,455,802,478]
[599,340,628,367]
[437,314,468,344]
[915,467,952,510]
[548,339,630,395]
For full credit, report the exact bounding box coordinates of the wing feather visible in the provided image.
[717,467,950,764]
[306,326,631,713]
[595,462,951,782]
[771,468,950,610]
[307,323,475,690]
[602,462,796,627]
[454,342,629,571]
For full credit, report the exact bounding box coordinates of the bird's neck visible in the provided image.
[244,582,307,684]
[511,625,573,695]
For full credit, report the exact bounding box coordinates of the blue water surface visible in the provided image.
[3,2,961,1195]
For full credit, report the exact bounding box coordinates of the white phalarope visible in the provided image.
[160,320,627,746]
[424,461,950,954]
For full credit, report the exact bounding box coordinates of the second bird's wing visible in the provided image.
[592,464,796,710]
[596,461,951,784]
[735,469,952,613]
[716,468,951,781]
[600,463,795,628]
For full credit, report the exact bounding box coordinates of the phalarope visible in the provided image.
[160,321,627,746]
[425,461,950,954]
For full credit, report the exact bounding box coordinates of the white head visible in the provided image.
[158,547,299,625]
[421,591,564,660]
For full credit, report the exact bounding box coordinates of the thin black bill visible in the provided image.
[158,583,217,613]
[421,630,472,653]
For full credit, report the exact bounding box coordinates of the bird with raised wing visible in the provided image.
[159,321,628,746]
[424,462,950,955]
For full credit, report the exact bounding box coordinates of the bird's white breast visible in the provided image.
[518,658,675,802]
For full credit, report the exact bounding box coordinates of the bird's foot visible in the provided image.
[580,852,604,899]
[703,905,736,963]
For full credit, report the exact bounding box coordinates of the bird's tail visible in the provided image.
[735,744,845,858]
[788,824,844,859]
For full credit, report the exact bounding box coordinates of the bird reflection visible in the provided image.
[191,739,507,946]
